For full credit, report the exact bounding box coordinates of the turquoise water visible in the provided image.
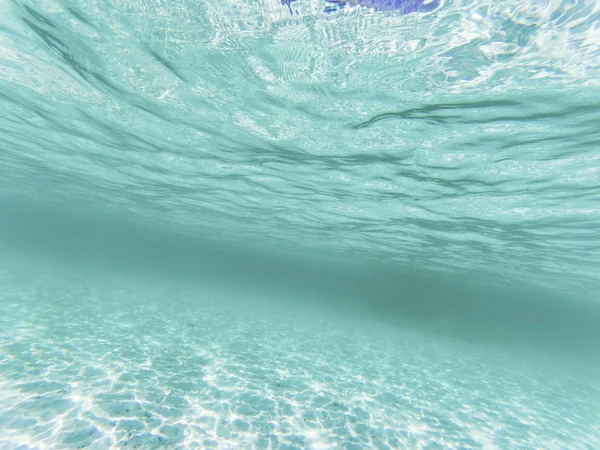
[1,0,600,448]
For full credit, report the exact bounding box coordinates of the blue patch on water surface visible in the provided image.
[282,0,440,14]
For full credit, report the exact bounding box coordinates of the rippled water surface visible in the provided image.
[1,0,600,448]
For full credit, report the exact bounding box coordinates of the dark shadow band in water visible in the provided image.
[1,196,599,367]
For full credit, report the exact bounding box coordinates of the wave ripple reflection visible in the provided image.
[0,0,599,298]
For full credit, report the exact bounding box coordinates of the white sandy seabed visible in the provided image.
[0,253,599,450]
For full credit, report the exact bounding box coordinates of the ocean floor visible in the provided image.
[1,253,598,449]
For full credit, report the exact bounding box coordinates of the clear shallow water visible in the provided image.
[1,0,600,448]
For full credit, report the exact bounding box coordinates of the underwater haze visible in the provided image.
[1,0,600,448]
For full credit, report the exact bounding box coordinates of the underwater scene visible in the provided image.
[1,0,599,448]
